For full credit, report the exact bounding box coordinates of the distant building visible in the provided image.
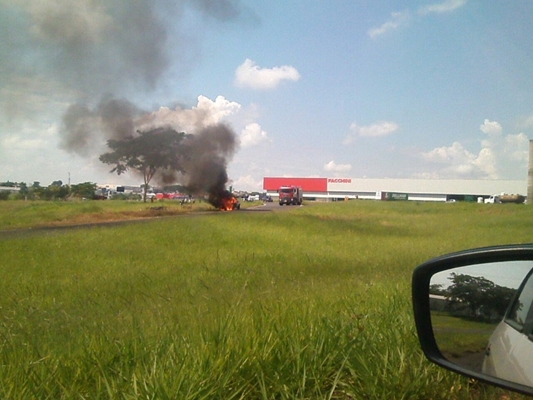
[263,177,526,202]
[97,184,143,195]
[0,185,20,193]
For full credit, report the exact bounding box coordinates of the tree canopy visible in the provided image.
[0,181,101,200]
[99,128,187,202]
[70,182,98,199]
[446,273,516,321]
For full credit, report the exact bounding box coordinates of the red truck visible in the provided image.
[278,186,303,206]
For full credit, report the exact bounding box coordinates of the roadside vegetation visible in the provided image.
[0,201,531,398]
[0,181,101,201]
[0,200,215,231]
[0,198,262,231]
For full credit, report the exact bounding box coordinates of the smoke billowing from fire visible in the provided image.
[1,1,254,204]
[1,1,251,106]
[180,124,237,207]
[60,97,238,206]
[61,98,142,157]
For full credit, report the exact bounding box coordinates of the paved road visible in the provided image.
[243,201,303,212]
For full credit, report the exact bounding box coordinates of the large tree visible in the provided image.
[446,273,516,321]
[31,181,70,200]
[70,182,98,199]
[99,128,187,202]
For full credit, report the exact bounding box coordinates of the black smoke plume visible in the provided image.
[2,0,253,205]
[60,97,238,206]
[180,124,237,206]
[1,0,252,108]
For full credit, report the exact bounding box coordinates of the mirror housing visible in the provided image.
[412,244,533,396]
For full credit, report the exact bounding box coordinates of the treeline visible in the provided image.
[0,181,99,201]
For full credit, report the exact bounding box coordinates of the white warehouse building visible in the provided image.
[263,177,527,202]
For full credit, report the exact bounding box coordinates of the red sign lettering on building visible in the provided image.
[327,178,352,183]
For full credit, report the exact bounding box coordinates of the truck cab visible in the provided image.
[278,186,303,206]
[485,195,501,204]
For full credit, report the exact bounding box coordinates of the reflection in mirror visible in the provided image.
[429,261,533,387]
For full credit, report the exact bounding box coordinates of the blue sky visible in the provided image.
[1,0,532,191]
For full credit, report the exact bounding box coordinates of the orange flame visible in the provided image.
[219,196,238,211]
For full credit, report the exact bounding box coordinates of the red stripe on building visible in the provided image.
[263,177,327,192]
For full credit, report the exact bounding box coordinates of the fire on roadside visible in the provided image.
[219,195,240,211]
[206,189,241,211]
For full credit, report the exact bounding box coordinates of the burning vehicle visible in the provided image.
[209,190,240,211]
[220,195,240,211]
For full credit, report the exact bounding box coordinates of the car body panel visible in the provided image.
[483,321,533,386]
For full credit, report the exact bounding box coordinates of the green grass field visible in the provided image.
[431,313,497,358]
[0,200,531,398]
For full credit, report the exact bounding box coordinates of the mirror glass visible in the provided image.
[429,261,533,387]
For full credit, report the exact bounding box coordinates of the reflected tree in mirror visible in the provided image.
[444,273,516,322]
[429,261,533,385]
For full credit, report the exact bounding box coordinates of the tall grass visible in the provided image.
[0,199,216,230]
[0,201,531,398]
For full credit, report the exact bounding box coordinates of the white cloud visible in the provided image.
[418,0,467,15]
[195,95,242,121]
[344,121,399,144]
[240,123,271,148]
[235,59,300,90]
[139,95,241,133]
[359,121,399,137]
[421,141,475,163]
[420,141,486,178]
[476,121,528,178]
[506,133,529,162]
[370,1,466,39]
[480,119,502,135]
[368,11,410,39]
[472,147,497,178]
[231,174,263,192]
[419,120,529,180]
[324,160,352,173]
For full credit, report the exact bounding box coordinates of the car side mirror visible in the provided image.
[412,245,533,396]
